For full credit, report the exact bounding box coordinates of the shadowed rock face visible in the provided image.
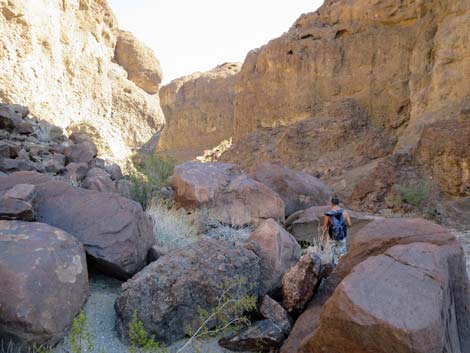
[0,0,165,160]
[0,220,88,349]
[158,63,241,161]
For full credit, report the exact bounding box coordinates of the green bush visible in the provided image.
[129,155,176,209]
[179,277,257,352]
[394,182,430,209]
[128,311,168,353]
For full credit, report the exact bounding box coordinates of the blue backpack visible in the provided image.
[325,209,347,241]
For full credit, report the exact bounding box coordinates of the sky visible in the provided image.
[108,0,323,83]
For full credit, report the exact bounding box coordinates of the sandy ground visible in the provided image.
[53,274,247,353]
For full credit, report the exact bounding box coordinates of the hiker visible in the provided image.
[321,197,352,265]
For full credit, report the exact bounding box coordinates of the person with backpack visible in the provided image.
[321,196,352,264]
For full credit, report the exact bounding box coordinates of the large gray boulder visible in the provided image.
[0,220,88,349]
[115,239,261,343]
[0,171,154,279]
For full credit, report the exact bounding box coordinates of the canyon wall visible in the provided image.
[158,63,241,161]
[154,0,469,210]
[0,0,165,161]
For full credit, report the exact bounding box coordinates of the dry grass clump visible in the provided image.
[146,199,202,250]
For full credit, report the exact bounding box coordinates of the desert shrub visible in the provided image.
[394,182,430,208]
[178,278,257,352]
[146,199,202,250]
[129,155,176,208]
[69,311,94,353]
[128,312,167,353]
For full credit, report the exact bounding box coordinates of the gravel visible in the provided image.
[53,273,248,353]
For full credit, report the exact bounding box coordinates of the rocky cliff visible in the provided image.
[0,0,165,161]
[158,63,241,161]
[157,0,469,212]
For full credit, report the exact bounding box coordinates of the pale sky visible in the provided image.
[108,0,323,83]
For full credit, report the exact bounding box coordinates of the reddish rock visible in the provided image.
[0,171,154,279]
[259,295,293,334]
[282,218,470,353]
[171,162,285,226]
[0,220,88,349]
[64,135,97,164]
[282,252,322,312]
[252,163,332,216]
[249,219,300,294]
[0,104,21,131]
[62,162,89,183]
[335,218,457,279]
[219,319,286,352]
[0,184,36,221]
[82,167,117,193]
[303,242,470,353]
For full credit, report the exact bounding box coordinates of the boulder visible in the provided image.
[0,171,154,279]
[63,136,97,164]
[0,158,38,173]
[286,206,377,244]
[335,218,459,279]
[0,184,36,221]
[42,154,65,174]
[0,104,21,131]
[15,121,34,135]
[282,218,470,353]
[303,242,470,353]
[114,30,162,94]
[104,162,123,181]
[0,220,88,348]
[282,252,322,313]
[218,320,286,352]
[117,179,133,199]
[252,163,332,216]
[259,296,293,334]
[82,167,117,193]
[248,219,300,294]
[115,239,261,343]
[62,162,89,183]
[171,162,285,226]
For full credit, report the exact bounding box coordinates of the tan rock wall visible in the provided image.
[158,63,241,161]
[0,0,165,161]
